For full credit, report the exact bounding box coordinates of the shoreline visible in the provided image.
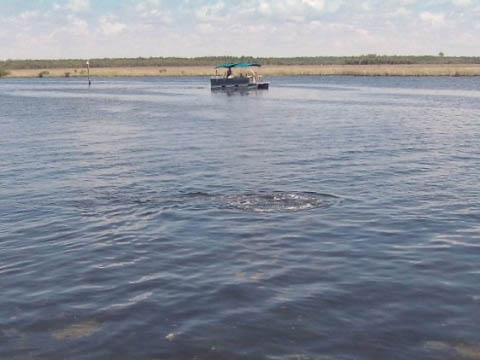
[3,64,480,78]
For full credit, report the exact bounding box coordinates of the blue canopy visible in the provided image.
[215,63,261,69]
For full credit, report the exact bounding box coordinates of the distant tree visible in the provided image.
[0,68,9,77]
[3,55,480,70]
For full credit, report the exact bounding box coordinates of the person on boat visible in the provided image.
[226,68,232,78]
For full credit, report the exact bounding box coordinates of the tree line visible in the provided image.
[2,55,480,70]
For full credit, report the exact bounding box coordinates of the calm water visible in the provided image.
[1,76,480,359]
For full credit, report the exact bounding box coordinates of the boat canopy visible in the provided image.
[215,63,261,69]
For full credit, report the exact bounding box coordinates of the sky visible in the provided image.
[0,0,479,59]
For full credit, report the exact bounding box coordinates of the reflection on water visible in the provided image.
[424,341,480,360]
[1,76,480,359]
[52,320,102,341]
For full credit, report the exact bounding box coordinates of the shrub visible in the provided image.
[38,70,50,78]
[0,68,9,77]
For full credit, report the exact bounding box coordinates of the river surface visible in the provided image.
[1,76,480,359]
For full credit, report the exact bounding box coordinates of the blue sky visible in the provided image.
[0,0,479,59]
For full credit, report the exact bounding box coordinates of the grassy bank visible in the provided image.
[4,64,480,78]
[3,55,480,70]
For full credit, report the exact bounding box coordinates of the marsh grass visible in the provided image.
[37,70,50,78]
[6,64,480,78]
[263,64,480,76]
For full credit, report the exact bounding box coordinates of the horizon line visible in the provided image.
[2,54,480,62]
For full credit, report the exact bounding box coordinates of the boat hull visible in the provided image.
[211,78,269,91]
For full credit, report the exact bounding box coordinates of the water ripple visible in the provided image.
[2,76,480,360]
[179,191,341,213]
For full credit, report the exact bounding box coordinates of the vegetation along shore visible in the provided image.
[2,56,480,77]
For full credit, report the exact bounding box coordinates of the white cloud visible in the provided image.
[419,11,445,25]
[67,0,90,12]
[303,0,325,11]
[42,15,89,44]
[99,17,126,36]
[72,18,89,35]
[1,0,479,59]
[17,11,40,21]
[361,0,373,11]
[133,0,173,23]
[195,2,226,22]
[257,1,272,15]
[64,16,89,36]
[386,7,411,18]
[136,0,162,13]
[197,23,216,34]
[254,0,328,18]
[324,0,344,12]
[451,0,472,5]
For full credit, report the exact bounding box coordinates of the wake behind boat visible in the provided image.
[210,63,269,91]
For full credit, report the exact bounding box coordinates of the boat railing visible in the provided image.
[211,71,264,86]
[248,74,263,84]
[211,74,238,79]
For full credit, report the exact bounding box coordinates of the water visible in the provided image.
[1,75,480,359]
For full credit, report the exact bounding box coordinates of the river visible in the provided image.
[1,76,480,359]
